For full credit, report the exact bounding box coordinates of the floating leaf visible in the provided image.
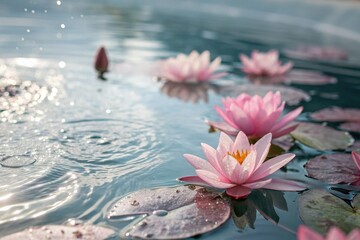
[272,135,295,152]
[290,122,354,150]
[298,189,360,235]
[306,153,360,184]
[285,70,337,85]
[310,107,360,122]
[348,141,360,152]
[108,185,230,239]
[284,46,348,61]
[340,122,360,133]
[219,84,310,106]
[1,225,115,240]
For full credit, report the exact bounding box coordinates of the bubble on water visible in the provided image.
[105,109,111,114]
[60,24,65,29]
[57,1,62,6]
[58,61,66,68]
[24,8,28,12]
[152,210,168,216]
[31,10,35,14]
[26,29,30,33]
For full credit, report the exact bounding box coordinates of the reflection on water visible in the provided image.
[0,0,359,239]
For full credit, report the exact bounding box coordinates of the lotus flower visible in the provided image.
[209,91,303,139]
[297,225,360,240]
[240,50,292,77]
[179,131,306,199]
[158,51,226,83]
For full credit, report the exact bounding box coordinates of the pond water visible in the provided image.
[0,0,360,239]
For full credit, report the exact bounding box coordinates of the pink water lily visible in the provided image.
[179,131,306,199]
[297,225,360,240]
[209,91,303,139]
[158,51,226,83]
[240,50,292,77]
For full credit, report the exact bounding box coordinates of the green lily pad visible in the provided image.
[290,122,354,150]
[298,189,360,234]
[108,185,230,239]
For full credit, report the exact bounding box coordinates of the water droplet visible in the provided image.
[61,118,66,123]
[57,0,62,5]
[64,218,83,226]
[21,37,25,41]
[26,29,30,33]
[69,101,74,106]
[44,10,47,13]
[24,8,28,12]
[152,210,168,216]
[31,10,35,14]
[60,24,65,29]
[138,221,147,227]
[105,109,111,114]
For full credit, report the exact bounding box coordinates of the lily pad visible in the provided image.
[310,107,360,122]
[284,46,348,61]
[108,185,230,239]
[340,122,360,133]
[290,122,354,150]
[298,189,360,235]
[0,225,115,240]
[285,70,337,85]
[218,84,310,106]
[306,153,360,184]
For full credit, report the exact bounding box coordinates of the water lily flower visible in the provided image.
[240,50,292,77]
[179,131,306,199]
[297,225,360,240]
[209,91,303,139]
[94,46,109,79]
[158,50,226,83]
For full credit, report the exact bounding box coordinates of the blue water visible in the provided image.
[0,0,359,239]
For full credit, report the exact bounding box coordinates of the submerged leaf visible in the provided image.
[310,107,360,122]
[1,225,115,240]
[285,70,337,85]
[306,153,360,184]
[290,122,354,150]
[108,185,230,239]
[218,84,310,106]
[298,189,360,235]
[284,46,348,61]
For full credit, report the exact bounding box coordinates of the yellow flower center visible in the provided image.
[228,149,250,164]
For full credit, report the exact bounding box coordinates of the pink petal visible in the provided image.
[215,106,239,129]
[263,178,306,191]
[207,121,239,136]
[297,225,324,240]
[243,178,272,189]
[327,227,347,240]
[272,123,299,138]
[217,132,234,157]
[183,154,217,174]
[201,143,223,173]
[271,106,303,133]
[249,153,295,182]
[178,176,210,186]
[226,186,252,199]
[196,169,235,189]
[229,104,255,135]
[352,151,360,171]
[348,229,360,240]
[253,133,272,171]
[232,131,250,153]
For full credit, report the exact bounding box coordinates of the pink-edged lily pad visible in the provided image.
[340,122,360,133]
[305,153,360,184]
[284,46,348,61]
[218,84,310,106]
[285,70,337,85]
[107,185,230,239]
[298,189,360,235]
[310,107,360,122]
[0,225,115,240]
[290,122,354,150]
